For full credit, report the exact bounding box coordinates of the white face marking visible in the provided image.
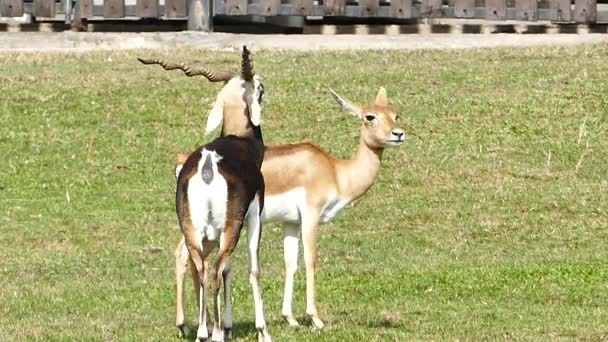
[243,76,264,126]
[385,128,406,147]
[188,149,228,245]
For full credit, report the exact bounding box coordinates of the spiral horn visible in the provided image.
[240,46,254,82]
[137,57,234,83]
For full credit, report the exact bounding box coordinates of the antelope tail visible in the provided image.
[201,152,214,185]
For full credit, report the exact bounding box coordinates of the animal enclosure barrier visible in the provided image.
[0,0,601,31]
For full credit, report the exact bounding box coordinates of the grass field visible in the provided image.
[1,45,607,341]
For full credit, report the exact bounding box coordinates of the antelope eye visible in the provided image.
[365,115,376,121]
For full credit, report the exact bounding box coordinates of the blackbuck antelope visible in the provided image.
[139,48,266,339]
[174,86,406,330]
[149,46,271,342]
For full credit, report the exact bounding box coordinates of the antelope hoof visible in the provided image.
[282,314,299,327]
[211,328,224,342]
[224,328,232,340]
[176,324,190,338]
[310,316,325,330]
[257,329,272,342]
[197,326,209,341]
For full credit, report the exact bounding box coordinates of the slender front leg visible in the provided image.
[281,223,300,327]
[246,198,272,342]
[175,238,190,338]
[222,258,234,339]
[301,215,324,329]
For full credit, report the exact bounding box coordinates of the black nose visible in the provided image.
[394,132,404,138]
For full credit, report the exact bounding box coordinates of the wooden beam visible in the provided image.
[390,0,412,18]
[64,0,72,23]
[359,0,379,17]
[165,0,187,17]
[78,0,93,17]
[0,0,24,17]
[33,0,55,17]
[574,0,596,22]
[291,0,313,16]
[136,0,159,17]
[224,0,247,15]
[188,0,212,31]
[104,0,125,17]
[324,0,345,16]
[421,0,441,17]
[515,0,537,20]
[256,0,281,15]
[454,0,475,18]
[549,0,572,22]
[485,0,507,19]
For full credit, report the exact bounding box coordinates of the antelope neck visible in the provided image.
[334,130,384,202]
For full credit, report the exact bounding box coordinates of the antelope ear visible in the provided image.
[205,98,224,134]
[329,89,363,118]
[375,87,388,107]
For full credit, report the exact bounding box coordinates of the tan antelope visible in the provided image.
[173,86,406,330]
[142,47,271,342]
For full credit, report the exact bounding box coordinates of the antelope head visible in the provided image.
[329,87,405,148]
[137,46,264,137]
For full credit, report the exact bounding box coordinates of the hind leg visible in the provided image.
[175,237,190,338]
[187,241,215,342]
[222,259,234,339]
[211,222,241,341]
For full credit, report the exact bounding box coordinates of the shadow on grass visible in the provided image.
[228,321,258,339]
[180,321,267,341]
[366,319,406,329]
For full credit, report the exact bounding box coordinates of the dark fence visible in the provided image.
[0,0,601,31]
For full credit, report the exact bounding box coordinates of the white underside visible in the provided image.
[188,159,349,246]
[319,197,350,223]
[261,188,305,223]
[261,187,349,225]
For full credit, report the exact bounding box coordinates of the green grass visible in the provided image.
[1,45,607,341]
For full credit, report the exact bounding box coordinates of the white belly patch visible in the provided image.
[261,188,306,223]
[187,149,227,246]
[260,187,348,225]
